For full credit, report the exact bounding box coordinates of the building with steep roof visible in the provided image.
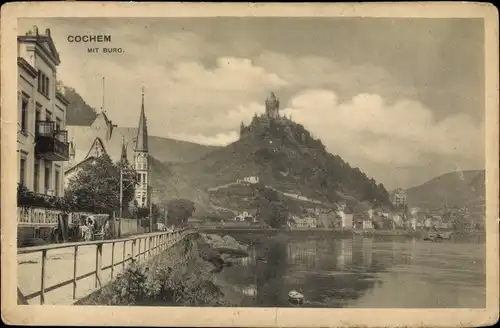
[64,88,151,208]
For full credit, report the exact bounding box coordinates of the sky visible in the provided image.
[19,18,485,190]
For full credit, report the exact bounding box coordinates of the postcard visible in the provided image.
[1,2,498,327]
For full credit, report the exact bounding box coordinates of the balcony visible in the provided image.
[35,121,69,161]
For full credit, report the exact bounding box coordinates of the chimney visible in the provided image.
[33,25,38,35]
[45,28,51,36]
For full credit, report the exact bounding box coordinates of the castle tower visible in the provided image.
[265,92,280,119]
[134,87,149,208]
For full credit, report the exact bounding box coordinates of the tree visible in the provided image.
[65,154,136,214]
[116,155,138,216]
[151,203,164,226]
[166,199,196,227]
[239,122,246,137]
[352,202,372,229]
[254,187,289,229]
[444,207,474,231]
[127,199,138,219]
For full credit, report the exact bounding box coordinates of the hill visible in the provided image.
[166,114,391,210]
[62,85,98,125]
[405,170,485,214]
[115,127,220,164]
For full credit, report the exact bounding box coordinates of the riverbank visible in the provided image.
[199,227,484,238]
[76,232,248,306]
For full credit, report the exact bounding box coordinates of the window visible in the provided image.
[19,157,26,186]
[35,106,41,121]
[37,70,50,97]
[45,110,52,122]
[44,163,51,193]
[54,169,60,196]
[35,107,42,135]
[55,117,62,131]
[37,70,42,93]
[45,76,50,96]
[21,97,28,132]
[34,160,39,193]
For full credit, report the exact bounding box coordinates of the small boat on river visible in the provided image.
[288,290,304,304]
[423,231,453,241]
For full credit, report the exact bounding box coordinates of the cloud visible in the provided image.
[171,57,287,92]
[255,51,417,101]
[19,19,484,189]
[282,89,484,168]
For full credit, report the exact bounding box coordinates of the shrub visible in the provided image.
[97,241,227,306]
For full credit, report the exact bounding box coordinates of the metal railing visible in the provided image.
[18,228,196,305]
[17,206,109,227]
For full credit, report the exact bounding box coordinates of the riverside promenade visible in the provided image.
[17,228,196,305]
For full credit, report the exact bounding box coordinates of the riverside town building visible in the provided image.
[17,25,70,197]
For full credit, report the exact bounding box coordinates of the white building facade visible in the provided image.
[17,26,69,197]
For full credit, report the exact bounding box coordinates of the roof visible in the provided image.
[135,91,148,152]
[17,57,37,78]
[56,92,70,106]
[265,92,280,108]
[66,88,148,173]
[66,124,140,172]
[65,156,98,175]
[18,27,61,65]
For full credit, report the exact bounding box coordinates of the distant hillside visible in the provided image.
[62,86,98,126]
[405,170,485,213]
[115,127,220,164]
[167,114,391,208]
[149,156,212,216]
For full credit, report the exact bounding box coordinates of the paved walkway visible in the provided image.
[17,232,183,305]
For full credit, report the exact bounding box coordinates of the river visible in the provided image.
[214,233,485,308]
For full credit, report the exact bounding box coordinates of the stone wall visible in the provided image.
[118,218,147,236]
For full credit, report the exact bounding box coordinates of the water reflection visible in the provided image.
[217,234,485,308]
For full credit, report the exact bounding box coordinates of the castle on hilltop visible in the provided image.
[240,92,288,137]
[265,92,280,119]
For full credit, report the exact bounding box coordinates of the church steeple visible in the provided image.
[135,87,148,152]
[133,86,150,208]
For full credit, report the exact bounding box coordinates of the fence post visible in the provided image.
[131,240,135,261]
[95,244,102,288]
[40,249,47,305]
[138,238,142,262]
[148,237,152,257]
[122,240,126,270]
[111,242,115,279]
[152,236,155,255]
[73,246,78,299]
